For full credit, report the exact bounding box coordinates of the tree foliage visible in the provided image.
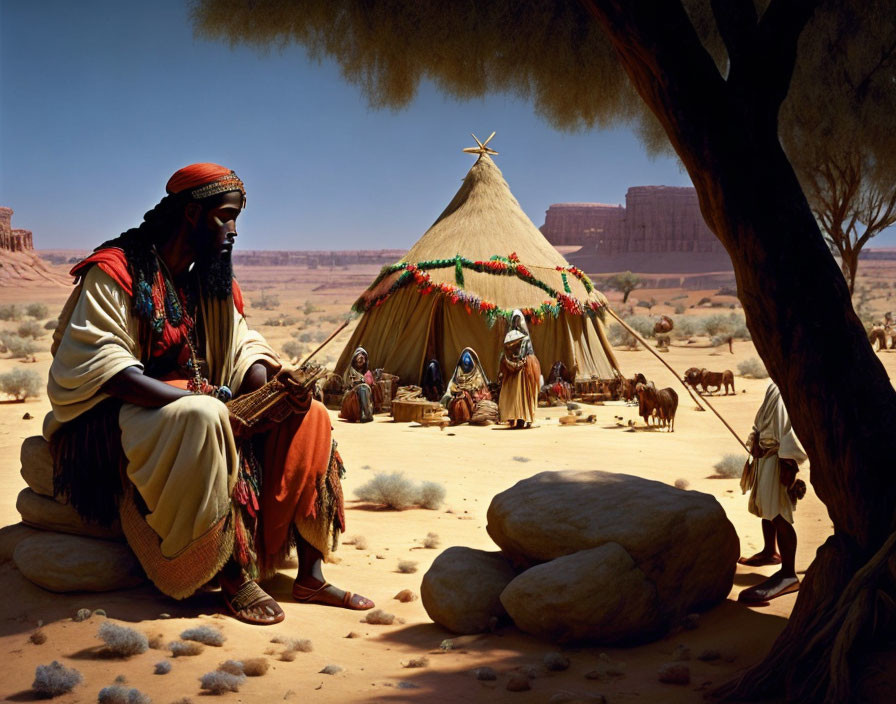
[604,270,641,303]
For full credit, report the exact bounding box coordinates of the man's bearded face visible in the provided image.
[191,191,242,299]
[353,352,367,372]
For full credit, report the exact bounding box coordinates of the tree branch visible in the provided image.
[710,0,757,73]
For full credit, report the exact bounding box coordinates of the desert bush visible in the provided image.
[25,302,49,319]
[154,660,172,674]
[217,660,245,676]
[635,299,651,309]
[716,286,738,297]
[710,334,727,347]
[422,532,440,549]
[44,318,58,330]
[608,322,637,348]
[241,658,270,676]
[99,622,148,656]
[713,454,748,478]
[280,315,298,326]
[263,317,282,326]
[17,320,45,338]
[180,626,225,646]
[0,331,35,358]
[0,369,42,400]
[738,357,769,378]
[397,560,418,573]
[353,474,447,511]
[674,303,686,314]
[362,609,396,625]
[355,473,418,509]
[32,661,82,697]
[303,300,321,315]
[622,314,655,338]
[98,684,151,704]
[282,340,303,360]
[251,291,279,310]
[697,296,712,306]
[700,313,733,337]
[298,331,313,343]
[418,481,446,509]
[671,315,700,339]
[200,671,245,694]
[0,304,22,321]
[169,641,204,657]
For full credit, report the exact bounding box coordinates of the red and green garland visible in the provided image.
[352,253,605,325]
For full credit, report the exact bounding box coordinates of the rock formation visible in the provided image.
[0,207,34,252]
[541,187,734,274]
[422,470,739,644]
[0,207,69,286]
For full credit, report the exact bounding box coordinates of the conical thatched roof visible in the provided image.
[354,154,608,316]
[338,150,619,386]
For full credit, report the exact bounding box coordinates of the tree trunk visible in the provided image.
[585,2,896,701]
[622,289,631,303]
[842,250,859,296]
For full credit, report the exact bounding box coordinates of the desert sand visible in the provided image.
[0,257,890,703]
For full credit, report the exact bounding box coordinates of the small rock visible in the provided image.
[549,693,607,704]
[506,674,531,692]
[439,639,455,651]
[319,664,342,675]
[345,632,361,639]
[544,652,571,671]
[672,644,691,661]
[473,667,497,681]
[397,681,419,689]
[393,589,418,603]
[658,663,690,685]
[158,613,171,619]
[94,609,107,617]
[682,613,700,630]
[697,649,721,661]
[518,665,540,679]
[23,412,33,420]
[74,608,92,622]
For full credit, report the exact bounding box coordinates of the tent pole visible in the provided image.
[605,308,749,454]
[299,320,350,368]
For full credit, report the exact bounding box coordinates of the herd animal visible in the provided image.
[683,367,735,395]
[634,381,679,432]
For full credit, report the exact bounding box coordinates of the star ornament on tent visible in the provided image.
[462,131,499,156]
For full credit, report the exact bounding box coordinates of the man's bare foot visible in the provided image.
[220,575,285,625]
[292,577,374,610]
[738,571,799,604]
[737,552,782,567]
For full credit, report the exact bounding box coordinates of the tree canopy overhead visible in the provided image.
[193,2,896,702]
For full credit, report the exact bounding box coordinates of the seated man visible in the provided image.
[339,346,381,422]
[440,347,491,424]
[539,361,572,406]
[47,163,373,624]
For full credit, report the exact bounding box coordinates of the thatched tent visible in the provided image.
[335,151,621,386]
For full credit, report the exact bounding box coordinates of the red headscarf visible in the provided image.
[165,163,246,204]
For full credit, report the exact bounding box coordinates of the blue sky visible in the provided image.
[3,1,888,252]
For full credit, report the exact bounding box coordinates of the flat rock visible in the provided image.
[501,543,659,643]
[487,470,739,620]
[0,522,40,563]
[20,435,54,497]
[14,532,144,592]
[421,547,517,634]
[16,488,123,540]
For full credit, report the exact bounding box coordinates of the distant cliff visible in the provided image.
[0,207,34,252]
[232,249,406,267]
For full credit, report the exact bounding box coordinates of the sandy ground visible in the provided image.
[0,259,891,703]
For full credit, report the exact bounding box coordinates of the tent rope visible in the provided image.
[605,307,749,454]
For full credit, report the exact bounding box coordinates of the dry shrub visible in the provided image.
[0,332,36,359]
[154,660,172,674]
[29,629,47,644]
[99,622,148,656]
[737,357,769,378]
[17,320,45,338]
[169,640,204,657]
[422,532,440,549]
[319,664,343,675]
[393,589,418,602]
[271,635,313,652]
[217,660,244,675]
[363,609,396,625]
[180,625,225,646]
[713,454,748,478]
[0,304,21,321]
[32,661,82,697]
[98,684,151,704]
[418,481,446,510]
[26,302,49,319]
[0,369,41,400]
[397,560,418,574]
[355,472,419,509]
[674,478,690,490]
[404,656,429,668]
[147,632,165,649]
[279,650,297,662]
[344,535,368,550]
[200,670,245,694]
[241,658,270,676]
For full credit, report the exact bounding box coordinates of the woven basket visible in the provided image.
[392,398,441,423]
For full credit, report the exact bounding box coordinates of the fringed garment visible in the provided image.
[46,249,344,599]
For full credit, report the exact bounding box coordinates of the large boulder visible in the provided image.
[20,435,55,497]
[16,488,123,540]
[487,471,739,623]
[0,522,41,564]
[421,547,517,634]
[13,532,144,592]
[500,543,660,643]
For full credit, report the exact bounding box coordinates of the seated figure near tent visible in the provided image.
[340,346,382,423]
[540,361,572,406]
[498,310,541,429]
[441,347,492,424]
[421,358,445,402]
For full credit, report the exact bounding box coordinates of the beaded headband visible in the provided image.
[188,171,247,206]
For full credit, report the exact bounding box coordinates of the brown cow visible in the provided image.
[654,387,679,432]
[683,367,702,389]
[635,382,658,427]
[699,368,735,395]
